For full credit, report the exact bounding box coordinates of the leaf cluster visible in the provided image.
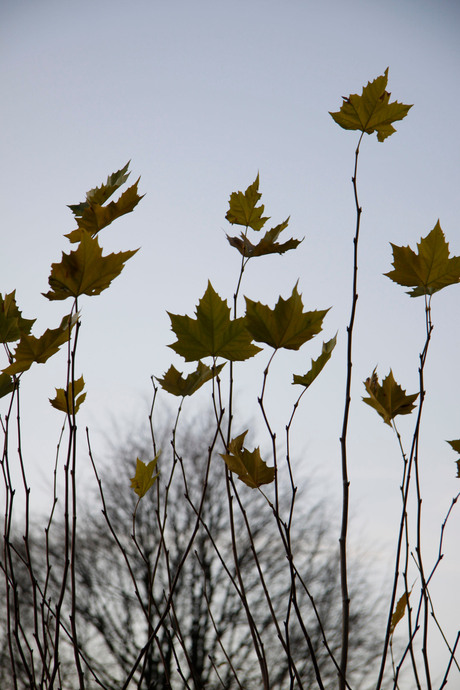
[226,175,301,258]
[160,179,334,419]
[4,71,460,690]
[1,164,141,402]
[45,164,141,302]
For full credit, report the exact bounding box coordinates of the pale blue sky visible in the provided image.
[1,0,459,683]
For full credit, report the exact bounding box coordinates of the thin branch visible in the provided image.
[339,130,364,689]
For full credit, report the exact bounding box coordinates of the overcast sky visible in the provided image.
[2,0,460,683]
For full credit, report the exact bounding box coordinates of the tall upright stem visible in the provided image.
[339,132,364,689]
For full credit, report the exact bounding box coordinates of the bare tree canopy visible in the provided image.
[1,412,383,689]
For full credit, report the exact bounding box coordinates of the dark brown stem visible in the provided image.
[413,296,433,690]
[339,131,364,689]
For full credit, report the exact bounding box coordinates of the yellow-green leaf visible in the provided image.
[156,361,225,397]
[293,334,337,388]
[66,163,143,242]
[50,376,86,414]
[226,174,269,231]
[67,180,144,243]
[363,368,418,426]
[130,456,160,498]
[68,161,131,216]
[220,431,274,489]
[245,284,329,351]
[43,232,138,301]
[385,222,460,297]
[168,282,262,362]
[0,373,15,399]
[330,68,412,142]
[227,219,302,258]
[2,314,77,376]
[390,589,412,636]
[0,291,35,343]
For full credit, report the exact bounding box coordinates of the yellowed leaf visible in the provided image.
[130,456,160,498]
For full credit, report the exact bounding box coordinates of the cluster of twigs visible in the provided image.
[1,70,459,689]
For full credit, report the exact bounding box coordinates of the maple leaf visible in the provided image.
[220,431,274,489]
[156,361,225,397]
[363,368,418,426]
[390,589,412,636]
[66,163,143,242]
[245,284,329,351]
[0,373,14,399]
[330,68,412,142]
[66,181,144,243]
[68,161,131,216]
[0,291,35,344]
[130,456,160,498]
[447,440,460,454]
[385,222,460,297]
[293,334,337,388]
[447,441,460,478]
[226,174,269,231]
[2,314,77,376]
[49,376,86,415]
[43,232,138,301]
[226,219,302,258]
[168,282,261,362]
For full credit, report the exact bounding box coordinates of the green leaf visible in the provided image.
[0,373,15,399]
[385,222,460,297]
[363,368,418,426]
[330,68,412,142]
[156,361,225,397]
[43,232,138,301]
[293,333,337,388]
[50,376,86,414]
[0,291,35,343]
[220,431,274,489]
[168,282,262,362]
[2,314,77,376]
[130,455,160,498]
[226,174,269,231]
[245,284,329,351]
[227,219,302,258]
